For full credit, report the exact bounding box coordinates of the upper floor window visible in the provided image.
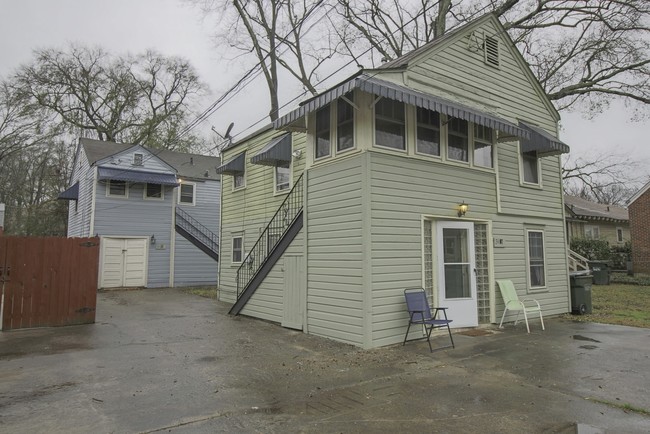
[107,180,128,198]
[234,172,245,190]
[315,105,331,159]
[179,182,196,205]
[375,98,405,150]
[617,228,624,243]
[522,151,540,184]
[145,183,163,200]
[337,95,354,152]
[133,153,144,166]
[275,165,290,193]
[473,124,493,168]
[416,107,440,156]
[447,117,469,162]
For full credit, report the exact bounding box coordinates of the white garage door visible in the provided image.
[100,238,148,288]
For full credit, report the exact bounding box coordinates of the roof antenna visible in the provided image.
[211,122,235,156]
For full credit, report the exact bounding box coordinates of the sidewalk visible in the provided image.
[1,287,649,433]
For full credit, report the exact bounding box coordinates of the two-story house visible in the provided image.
[59,138,220,289]
[217,13,571,349]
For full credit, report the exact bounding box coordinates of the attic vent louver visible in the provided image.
[484,35,499,67]
[133,153,143,166]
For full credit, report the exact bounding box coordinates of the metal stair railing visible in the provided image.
[175,207,219,255]
[236,173,304,299]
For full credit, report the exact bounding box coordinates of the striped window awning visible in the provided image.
[250,133,292,167]
[519,121,570,156]
[97,167,179,185]
[216,152,246,176]
[274,74,529,140]
[58,182,79,200]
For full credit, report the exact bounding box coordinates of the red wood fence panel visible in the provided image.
[0,237,99,331]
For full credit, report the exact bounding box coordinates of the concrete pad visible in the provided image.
[1,288,649,433]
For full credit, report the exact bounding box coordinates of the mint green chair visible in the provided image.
[496,280,545,333]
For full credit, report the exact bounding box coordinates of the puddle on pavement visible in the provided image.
[579,345,599,350]
[571,335,601,343]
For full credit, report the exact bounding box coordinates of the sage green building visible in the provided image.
[217,13,571,349]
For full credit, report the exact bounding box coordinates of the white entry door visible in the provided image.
[437,222,478,328]
[100,238,148,288]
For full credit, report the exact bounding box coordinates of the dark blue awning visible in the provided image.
[97,167,179,185]
[58,182,79,200]
[519,121,570,156]
[250,133,292,167]
[216,152,246,176]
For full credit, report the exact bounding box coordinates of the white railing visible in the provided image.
[568,249,590,272]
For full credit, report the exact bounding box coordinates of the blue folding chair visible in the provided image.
[403,287,455,352]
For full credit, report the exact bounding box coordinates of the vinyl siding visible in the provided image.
[94,182,173,288]
[67,147,93,237]
[218,130,306,316]
[306,156,365,346]
[369,151,498,347]
[173,179,220,287]
[96,147,174,174]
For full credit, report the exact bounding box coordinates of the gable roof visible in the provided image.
[564,195,628,222]
[78,138,221,180]
[627,180,650,205]
[366,13,559,121]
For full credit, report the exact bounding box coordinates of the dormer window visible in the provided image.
[133,153,144,166]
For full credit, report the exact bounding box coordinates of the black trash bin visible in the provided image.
[570,273,593,315]
[589,261,610,285]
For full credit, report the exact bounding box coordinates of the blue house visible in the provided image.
[59,138,220,289]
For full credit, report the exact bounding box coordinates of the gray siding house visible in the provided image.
[217,13,572,349]
[60,138,220,289]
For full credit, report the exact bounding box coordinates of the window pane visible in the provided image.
[232,237,242,263]
[523,152,539,183]
[337,94,354,152]
[315,106,331,158]
[146,183,162,198]
[474,141,493,168]
[528,231,545,287]
[447,118,468,162]
[416,108,440,156]
[234,173,245,189]
[275,166,290,192]
[180,184,194,203]
[109,181,126,196]
[375,99,405,150]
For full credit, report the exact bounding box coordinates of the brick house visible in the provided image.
[628,181,650,274]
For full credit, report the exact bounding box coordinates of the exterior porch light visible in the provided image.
[151,234,156,245]
[457,202,469,218]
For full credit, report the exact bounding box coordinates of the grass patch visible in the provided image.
[565,284,650,328]
[611,272,650,286]
[586,397,650,416]
[181,286,218,300]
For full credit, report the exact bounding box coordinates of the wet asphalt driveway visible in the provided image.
[1,287,649,433]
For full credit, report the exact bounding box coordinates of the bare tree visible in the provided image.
[335,0,650,115]
[196,0,338,121]
[562,152,645,205]
[13,45,205,149]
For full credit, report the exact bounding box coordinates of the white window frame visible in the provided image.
[274,165,291,194]
[143,183,164,201]
[616,227,624,243]
[314,105,332,161]
[472,124,494,169]
[373,97,406,152]
[106,180,129,198]
[585,225,600,240]
[233,172,246,191]
[525,229,547,291]
[519,144,542,188]
[232,235,243,264]
[313,92,357,163]
[178,182,196,206]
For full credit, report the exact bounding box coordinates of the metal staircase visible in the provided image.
[229,174,304,315]
[175,207,219,261]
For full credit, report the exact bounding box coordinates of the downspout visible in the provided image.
[89,166,97,237]
[169,185,177,287]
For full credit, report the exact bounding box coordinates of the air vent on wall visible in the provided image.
[484,35,499,67]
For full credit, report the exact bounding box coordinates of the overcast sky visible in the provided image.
[1,0,648,171]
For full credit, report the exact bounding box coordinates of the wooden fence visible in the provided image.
[0,236,99,331]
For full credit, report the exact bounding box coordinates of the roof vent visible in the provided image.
[484,35,499,67]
